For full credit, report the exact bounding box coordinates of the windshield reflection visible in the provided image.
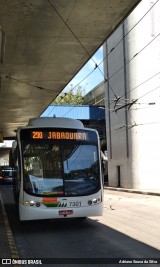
[22,140,100,196]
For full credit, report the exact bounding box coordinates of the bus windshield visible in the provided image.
[22,139,100,197]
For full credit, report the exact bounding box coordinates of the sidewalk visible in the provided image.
[104,184,160,196]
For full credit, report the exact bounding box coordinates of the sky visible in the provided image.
[63,46,104,95]
[41,46,104,117]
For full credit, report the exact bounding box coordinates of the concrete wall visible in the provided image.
[104,0,160,189]
[84,82,105,106]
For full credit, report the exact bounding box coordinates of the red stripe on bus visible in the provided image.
[42,198,57,203]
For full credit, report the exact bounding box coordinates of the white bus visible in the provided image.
[10,117,103,221]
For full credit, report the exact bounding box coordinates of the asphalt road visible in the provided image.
[0,185,160,267]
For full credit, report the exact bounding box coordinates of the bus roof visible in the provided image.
[27,117,84,129]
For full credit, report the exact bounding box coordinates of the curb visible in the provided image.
[104,186,160,197]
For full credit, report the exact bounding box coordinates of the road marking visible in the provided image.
[0,192,21,267]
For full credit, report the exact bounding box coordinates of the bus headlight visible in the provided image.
[92,198,97,204]
[29,200,34,206]
[36,202,41,207]
[88,198,101,206]
[88,200,92,205]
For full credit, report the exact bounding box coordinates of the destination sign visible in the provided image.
[31,131,87,140]
[20,128,97,142]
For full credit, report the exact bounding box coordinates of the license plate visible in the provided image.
[59,210,73,215]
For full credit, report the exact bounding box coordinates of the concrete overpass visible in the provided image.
[0,0,141,140]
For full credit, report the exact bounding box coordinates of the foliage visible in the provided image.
[53,85,85,105]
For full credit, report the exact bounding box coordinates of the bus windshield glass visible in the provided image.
[21,129,100,197]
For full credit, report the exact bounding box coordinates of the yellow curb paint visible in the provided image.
[0,192,21,266]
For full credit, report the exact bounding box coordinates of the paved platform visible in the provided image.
[0,186,160,260]
[0,192,11,259]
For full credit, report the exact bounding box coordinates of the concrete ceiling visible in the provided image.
[0,0,141,139]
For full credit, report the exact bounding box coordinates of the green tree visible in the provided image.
[53,85,85,105]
